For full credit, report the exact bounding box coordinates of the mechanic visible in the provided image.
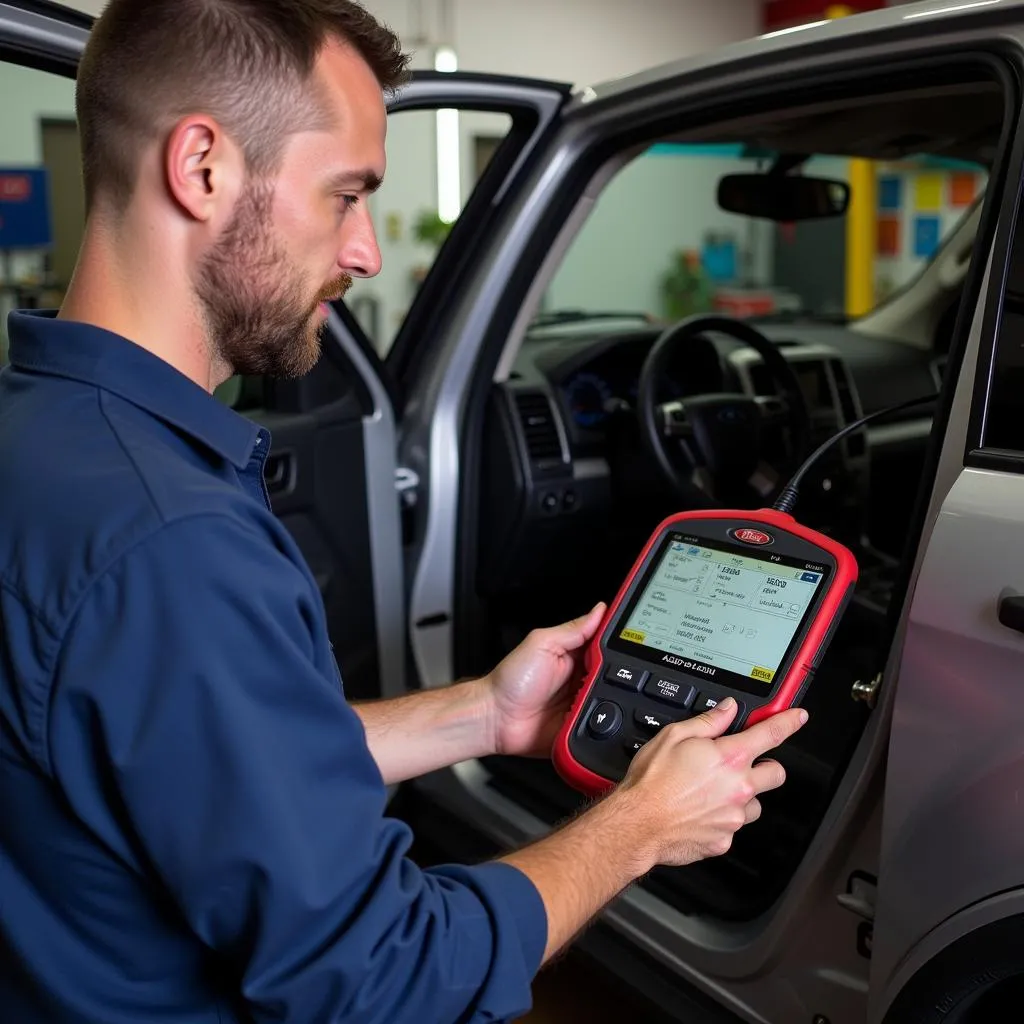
[0,1,807,1022]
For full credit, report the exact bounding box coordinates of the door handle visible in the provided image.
[264,452,294,494]
[998,593,1024,634]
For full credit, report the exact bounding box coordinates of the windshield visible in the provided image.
[536,143,987,330]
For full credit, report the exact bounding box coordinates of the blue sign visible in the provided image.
[702,238,737,283]
[0,168,52,250]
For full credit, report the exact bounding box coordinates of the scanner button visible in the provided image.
[623,736,647,758]
[643,676,696,708]
[635,708,673,733]
[605,664,648,691]
[588,701,623,739]
[694,694,746,725]
[694,693,723,715]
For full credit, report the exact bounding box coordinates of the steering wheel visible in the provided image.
[637,315,812,508]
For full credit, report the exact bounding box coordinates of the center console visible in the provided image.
[731,344,900,621]
[729,344,871,545]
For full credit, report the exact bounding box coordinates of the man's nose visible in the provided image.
[340,206,382,279]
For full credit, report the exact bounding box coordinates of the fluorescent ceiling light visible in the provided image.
[434,47,461,223]
[434,46,458,73]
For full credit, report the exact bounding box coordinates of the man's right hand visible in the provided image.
[501,697,807,963]
[614,696,806,873]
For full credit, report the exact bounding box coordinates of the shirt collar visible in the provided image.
[6,309,264,470]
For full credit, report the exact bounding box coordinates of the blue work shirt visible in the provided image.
[0,310,546,1024]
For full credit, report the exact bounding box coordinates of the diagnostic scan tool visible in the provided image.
[553,395,931,796]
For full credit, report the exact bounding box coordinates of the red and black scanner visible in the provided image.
[552,507,857,796]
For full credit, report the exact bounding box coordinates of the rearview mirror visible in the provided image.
[717,174,850,221]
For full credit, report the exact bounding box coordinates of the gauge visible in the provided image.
[564,371,613,428]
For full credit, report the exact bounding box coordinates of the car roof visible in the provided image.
[583,0,1024,105]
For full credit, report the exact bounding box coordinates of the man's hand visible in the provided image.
[616,697,804,868]
[501,698,808,963]
[483,603,607,758]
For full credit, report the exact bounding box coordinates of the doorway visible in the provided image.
[39,117,85,295]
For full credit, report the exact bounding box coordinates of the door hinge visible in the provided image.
[395,467,420,507]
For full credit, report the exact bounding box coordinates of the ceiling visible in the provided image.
[52,0,102,13]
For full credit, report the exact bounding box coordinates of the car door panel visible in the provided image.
[244,314,406,704]
[333,74,573,691]
[869,81,1024,1018]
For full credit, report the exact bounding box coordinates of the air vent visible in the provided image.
[513,392,565,469]
[830,360,859,426]
[830,360,865,458]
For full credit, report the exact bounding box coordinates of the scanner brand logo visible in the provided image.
[662,654,716,676]
[730,527,774,546]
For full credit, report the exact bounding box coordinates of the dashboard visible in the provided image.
[476,318,940,609]
[516,319,937,445]
[552,330,727,433]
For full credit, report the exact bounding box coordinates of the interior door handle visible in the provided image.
[264,452,294,494]
[998,593,1024,634]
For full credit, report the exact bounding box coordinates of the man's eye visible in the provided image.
[341,195,360,210]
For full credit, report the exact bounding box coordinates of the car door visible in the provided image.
[0,0,572,705]
[868,72,1024,1021]
[311,72,572,699]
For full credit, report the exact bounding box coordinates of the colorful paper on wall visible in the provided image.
[914,174,943,212]
[877,215,900,256]
[701,238,737,282]
[949,171,978,207]
[878,176,902,212]
[913,215,941,258]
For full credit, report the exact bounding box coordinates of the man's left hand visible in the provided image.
[484,603,607,758]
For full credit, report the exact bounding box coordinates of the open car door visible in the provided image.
[870,98,1024,1021]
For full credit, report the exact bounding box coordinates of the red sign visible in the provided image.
[763,1,886,32]
[731,528,774,546]
[0,175,31,201]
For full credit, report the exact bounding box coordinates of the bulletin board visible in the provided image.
[874,160,984,300]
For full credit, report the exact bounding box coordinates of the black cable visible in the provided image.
[772,393,938,515]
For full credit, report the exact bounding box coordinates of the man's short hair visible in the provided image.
[76,0,410,213]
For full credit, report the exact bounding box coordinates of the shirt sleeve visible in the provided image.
[47,513,547,1024]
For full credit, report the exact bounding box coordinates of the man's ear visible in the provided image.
[165,115,243,223]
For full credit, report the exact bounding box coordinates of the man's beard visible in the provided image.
[195,178,352,380]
